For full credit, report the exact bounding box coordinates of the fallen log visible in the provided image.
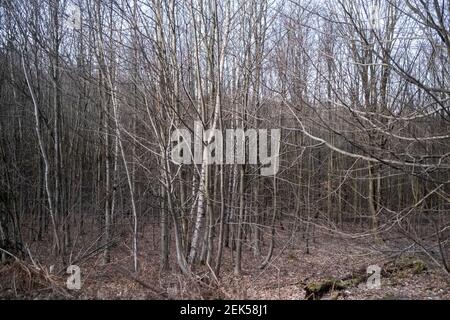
[304,271,368,300]
[303,258,428,300]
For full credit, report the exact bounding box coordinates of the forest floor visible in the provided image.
[1,220,449,300]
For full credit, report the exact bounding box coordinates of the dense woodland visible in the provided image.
[0,0,449,299]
